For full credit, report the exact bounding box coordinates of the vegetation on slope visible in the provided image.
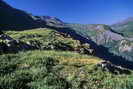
[0,1,133,89]
[0,50,133,89]
[68,24,124,45]
[68,24,113,36]
[4,28,93,54]
[68,23,133,63]
[0,27,132,89]
[112,17,133,38]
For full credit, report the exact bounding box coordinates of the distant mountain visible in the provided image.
[110,18,133,60]
[111,17,133,37]
[67,24,124,45]
[31,16,66,28]
[67,23,133,62]
[108,39,133,61]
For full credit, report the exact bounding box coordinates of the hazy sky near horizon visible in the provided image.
[5,0,133,24]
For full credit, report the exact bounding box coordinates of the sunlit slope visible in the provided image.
[0,50,133,89]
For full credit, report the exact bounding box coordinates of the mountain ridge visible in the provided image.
[0,1,133,89]
[111,17,133,38]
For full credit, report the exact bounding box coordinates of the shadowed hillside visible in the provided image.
[0,0,41,30]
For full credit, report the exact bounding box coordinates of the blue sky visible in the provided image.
[5,0,133,24]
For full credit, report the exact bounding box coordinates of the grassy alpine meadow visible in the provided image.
[0,28,133,89]
[4,28,83,51]
[0,50,133,89]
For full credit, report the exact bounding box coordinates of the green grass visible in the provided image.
[0,50,133,89]
[5,28,83,51]
[0,28,133,89]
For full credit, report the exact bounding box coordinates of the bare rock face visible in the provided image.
[118,40,133,52]
[97,61,131,74]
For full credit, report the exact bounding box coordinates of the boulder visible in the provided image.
[0,34,13,41]
[0,34,38,53]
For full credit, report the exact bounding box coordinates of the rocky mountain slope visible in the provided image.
[68,24,124,45]
[68,23,133,62]
[111,17,133,38]
[0,28,132,89]
[110,18,133,61]
[0,0,133,89]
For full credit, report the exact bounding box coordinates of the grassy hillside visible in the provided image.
[4,28,93,54]
[0,50,133,89]
[1,1,133,89]
[0,27,132,89]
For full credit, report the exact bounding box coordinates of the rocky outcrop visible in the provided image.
[0,31,94,55]
[97,61,131,74]
[118,40,133,52]
[0,34,36,53]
